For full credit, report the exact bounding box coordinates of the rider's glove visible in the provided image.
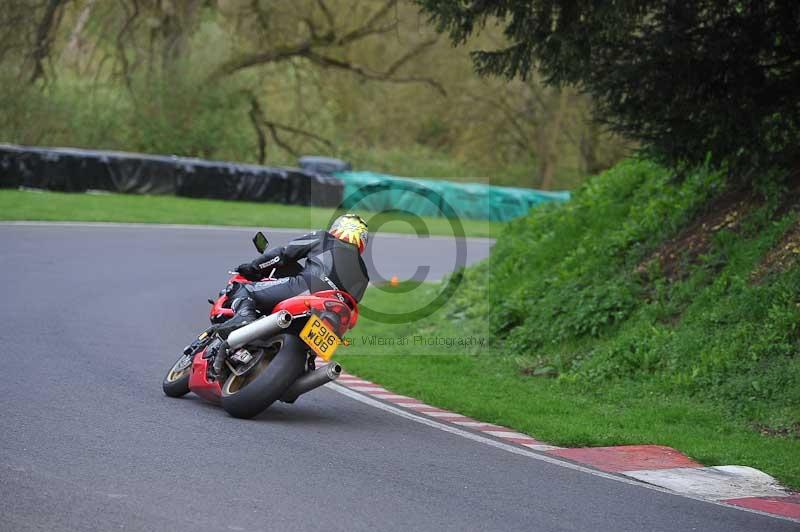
[236,263,262,281]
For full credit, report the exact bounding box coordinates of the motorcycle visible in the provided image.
[161,231,358,419]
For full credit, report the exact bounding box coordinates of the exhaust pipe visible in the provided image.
[227,310,292,350]
[281,363,342,403]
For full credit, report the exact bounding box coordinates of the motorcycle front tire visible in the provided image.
[162,353,193,398]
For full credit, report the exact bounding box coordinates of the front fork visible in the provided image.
[209,338,230,380]
[183,329,227,380]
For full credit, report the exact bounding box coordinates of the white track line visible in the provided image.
[424,412,470,419]
[0,220,495,243]
[452,421,490,427]
[370,393,414,400]
[481,430,532,439]
[523,443,563,452]
[328,383,797,524]
[346,386,387,392]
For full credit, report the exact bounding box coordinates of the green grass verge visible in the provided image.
[0,189,501,238]
[338,282,800,490]
[335,156,800,489]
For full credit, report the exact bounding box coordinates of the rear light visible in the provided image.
[322,300,352,334]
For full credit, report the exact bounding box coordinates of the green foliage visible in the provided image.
[450,158,800,434]
[338,156,800,486]
[0,69,256,162]
[418,0,800,175]
[489,159,722,351]
[340,269,800,488]
[123,75,255,160]
[0,189,501,238]
[0,0,630,190]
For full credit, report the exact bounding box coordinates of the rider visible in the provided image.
[213,213,370,338]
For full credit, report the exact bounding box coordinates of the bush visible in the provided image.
[453,158,799,430]
[419,1,800,176]
[0,69,256,163]
[488,159,721,351]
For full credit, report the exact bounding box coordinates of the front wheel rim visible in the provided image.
[166,354,192,382]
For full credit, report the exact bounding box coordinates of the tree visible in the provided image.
[206,0,444,163]
[0,1,630,186]
[3,0,443,163]
[416,1,800,176]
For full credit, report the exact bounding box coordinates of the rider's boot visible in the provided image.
[208,297,261,379]
[212,297,259,339]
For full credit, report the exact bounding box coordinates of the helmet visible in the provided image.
[329,213,368,253]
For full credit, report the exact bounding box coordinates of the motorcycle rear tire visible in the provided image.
[220,333,306,419]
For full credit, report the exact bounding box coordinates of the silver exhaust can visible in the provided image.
[281,363,342,403]
[226,310,292,350]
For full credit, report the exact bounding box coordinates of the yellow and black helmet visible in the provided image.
[329,213,368,254]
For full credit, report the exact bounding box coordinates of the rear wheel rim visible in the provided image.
[222,340,282,396]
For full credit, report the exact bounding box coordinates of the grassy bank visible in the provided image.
[338,284,799,489]
[338,159,800,489]
[0,189,500,238]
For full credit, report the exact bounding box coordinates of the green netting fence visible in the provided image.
[334,171,570,222]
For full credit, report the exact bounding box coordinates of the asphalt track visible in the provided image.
[0,223,795,532]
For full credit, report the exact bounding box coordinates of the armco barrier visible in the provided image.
[0,144,343,208]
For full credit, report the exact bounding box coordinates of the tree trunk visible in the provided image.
[63,0,96,67]
[29,0,65,83]
[538,89,569,190]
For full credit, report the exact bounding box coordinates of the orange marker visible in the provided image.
[390,276,399,286]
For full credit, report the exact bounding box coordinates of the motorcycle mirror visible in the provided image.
[252,231,269,254]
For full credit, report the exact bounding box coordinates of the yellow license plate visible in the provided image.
[299,316,341,361]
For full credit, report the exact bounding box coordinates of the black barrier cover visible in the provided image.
[308,173,345,208]
[0,144,178,194]
[1,145,87,192]
[237,164,291,203]
[285,169,344,207]
[105,153,178,194]
[176,160,290,203]
[0,145,25,188]
[0,144,344,208]
[47,147,113,192]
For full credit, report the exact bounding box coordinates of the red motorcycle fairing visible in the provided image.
[189,278,359,399]
[188,349,222,402]
[210,295,235,321]
[208,272,359,330]
[271,289,359,331]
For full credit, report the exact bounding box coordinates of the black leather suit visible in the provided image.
[224,231,369,327]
